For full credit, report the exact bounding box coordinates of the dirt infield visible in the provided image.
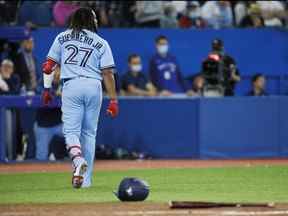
[1,159,288,216]
[1,203,288,216]
[0,159,288,174]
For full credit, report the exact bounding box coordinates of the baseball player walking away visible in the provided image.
[41,8,118,188]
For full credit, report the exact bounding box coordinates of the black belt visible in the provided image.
[62,77,72,84]
[62,76,93,85]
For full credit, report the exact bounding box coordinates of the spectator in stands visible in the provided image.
[149,35,186,96]
[179,1,206,28]
[18,1,53,27]
[187,74,204,97]
[257,1,285,27]
[85,1,136,27]
[247,73,268,96]
[106,1,136,27]
[0,59,20,95]
[0,43,12,61]
[34,67,63,161]
[135,1,164,27]
[240,3,265,28]
[53,1,80,27]
[13,36,40,159]
[0,0,18,26]
[201,1,233,29]
[119,1,137,27]
[169,1,187,15]
[84,1,135,28]
[14,36,38,94]
[160,5,178,28]
[121,54,156,96]
[83,1,109,27]
[234,1,248,26]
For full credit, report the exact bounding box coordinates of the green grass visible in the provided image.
[0,166,288,204]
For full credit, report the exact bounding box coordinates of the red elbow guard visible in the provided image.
[42,59,57,74]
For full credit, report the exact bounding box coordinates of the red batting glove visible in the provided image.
[42,88,53,106]
[42,59,57,74]
[106,99,119,118]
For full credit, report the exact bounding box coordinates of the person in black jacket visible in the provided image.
[14,36,38,94]
[13,37,38,159]
[203,39,241,96]
[0,59,20,95]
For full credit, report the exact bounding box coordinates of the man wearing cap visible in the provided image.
[204,39,241,96]
[0,59,20,95]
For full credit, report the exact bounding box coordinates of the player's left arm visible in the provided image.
[102,69,117,100]
[103,68,119,117]
[100,40,118,117]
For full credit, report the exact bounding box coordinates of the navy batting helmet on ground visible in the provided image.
[114,177,150,201]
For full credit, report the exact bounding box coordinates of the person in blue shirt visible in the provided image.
[121,54,156,96]
[149,35,186,96]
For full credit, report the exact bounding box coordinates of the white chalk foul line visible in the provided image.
[221,210,288,216]
[114,210,190,215]
[114,210,288,216]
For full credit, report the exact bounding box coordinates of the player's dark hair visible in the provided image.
[69,7,97,34]
[128,54,140,63]
[251,73,264,83]
[155,35,168,43]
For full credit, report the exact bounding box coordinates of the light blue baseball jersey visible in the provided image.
[47,29,114,187]
[47,29,115,80]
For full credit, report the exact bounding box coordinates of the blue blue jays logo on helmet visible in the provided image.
[114,177,150,202]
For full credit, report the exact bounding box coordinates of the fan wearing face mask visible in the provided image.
[121,54,156,96]
[149,35,186,96]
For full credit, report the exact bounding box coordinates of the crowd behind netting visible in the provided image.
[0,1,287,28]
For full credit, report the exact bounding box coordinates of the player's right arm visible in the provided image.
[42,35,61,105]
